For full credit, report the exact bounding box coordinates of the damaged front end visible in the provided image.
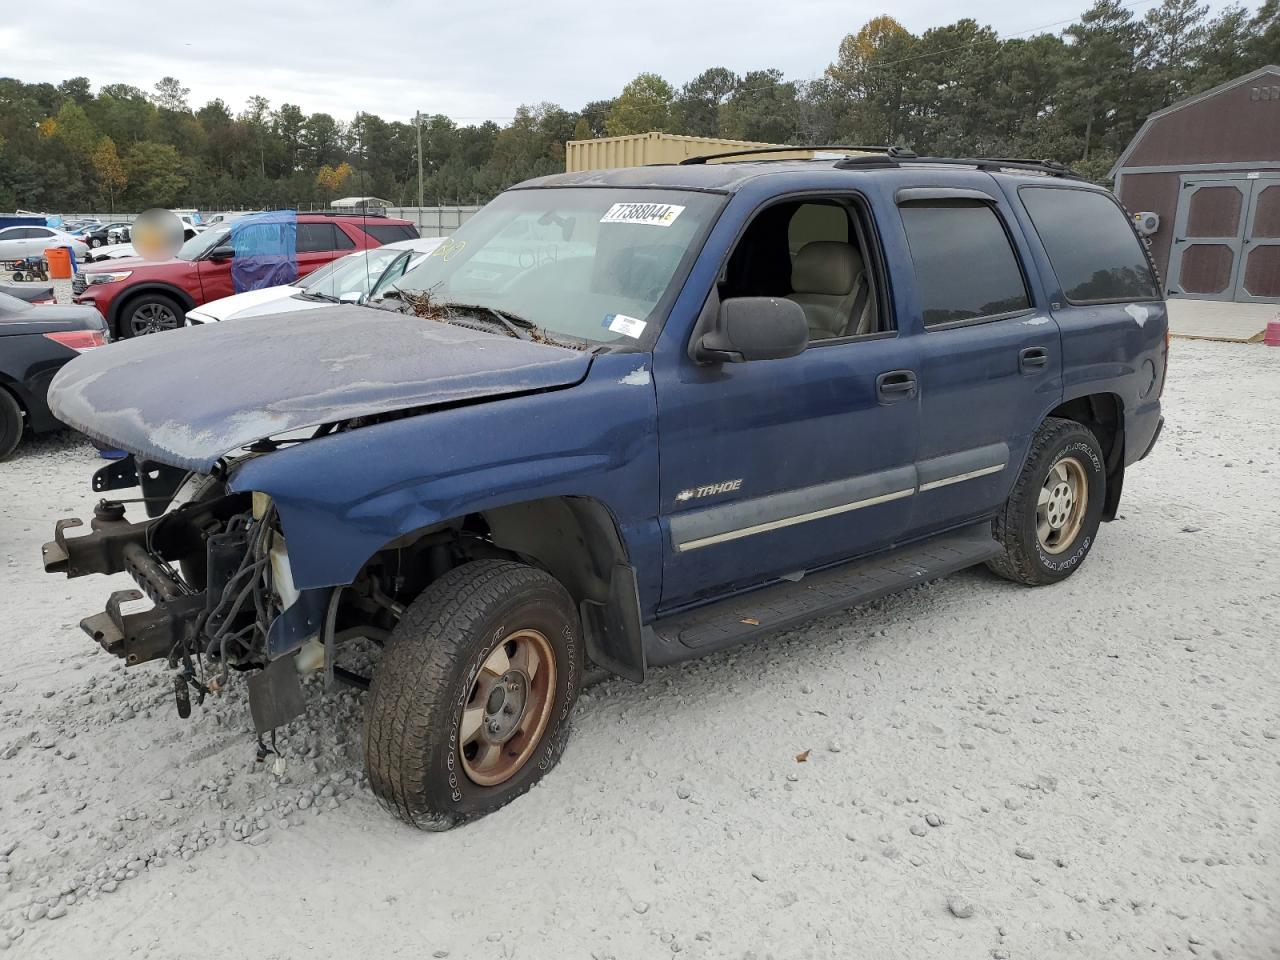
[42,455,391,732]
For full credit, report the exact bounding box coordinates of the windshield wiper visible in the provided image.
[378,293,588,349]
[299,290,339,303]
[478,306,535,341]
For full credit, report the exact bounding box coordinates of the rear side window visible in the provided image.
[1020,187,1159,303]
[899,201,1030,326]
[297,223,356,253]
[364,224,419,243]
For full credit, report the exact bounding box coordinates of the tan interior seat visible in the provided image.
[787,241,873,339]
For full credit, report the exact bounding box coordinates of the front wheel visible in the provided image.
[364,560,582,830]
[987,417,1106,586]
[121,293,183,337]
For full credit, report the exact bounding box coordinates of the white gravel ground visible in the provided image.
[1,339,1278,959]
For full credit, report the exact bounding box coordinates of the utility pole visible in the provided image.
[416,111,424,208]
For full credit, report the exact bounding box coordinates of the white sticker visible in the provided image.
[604,313,647,338]
[600,202,685,227]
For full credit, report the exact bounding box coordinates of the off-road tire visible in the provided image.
[121,292,183,338]
[365,560,582,830]
[0,389,24,461]
[987,417,1106,586]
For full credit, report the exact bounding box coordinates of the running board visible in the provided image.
[646,523,1002,666]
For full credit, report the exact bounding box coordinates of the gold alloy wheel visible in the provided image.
[1037,456,1089,555]
[459,629,557,787]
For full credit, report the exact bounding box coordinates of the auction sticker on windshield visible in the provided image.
[604,313,647,338]
[600,203,685,227]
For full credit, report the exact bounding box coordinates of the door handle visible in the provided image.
[876,369,917,403]
[1019,346,1049,374]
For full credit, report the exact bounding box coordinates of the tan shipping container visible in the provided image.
[566,132,821,172]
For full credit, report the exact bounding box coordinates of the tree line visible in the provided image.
[0,0,1276,213]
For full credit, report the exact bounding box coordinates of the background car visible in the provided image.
[72,212,420,338]
[0,282,56,304]
[0,290,108,459]
[185,236,445,324]
[84,222,133,248]
[0,226,89,263]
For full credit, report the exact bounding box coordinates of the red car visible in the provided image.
[72,213,419,338]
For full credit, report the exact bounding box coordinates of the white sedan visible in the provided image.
[0,225,89,262]
[184,237,444,324]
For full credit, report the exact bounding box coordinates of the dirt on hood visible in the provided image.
[47,304,592,472]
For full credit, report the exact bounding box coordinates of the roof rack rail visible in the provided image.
[679,144,892,165]
[831,153,1082,180]
[304,208,390,218]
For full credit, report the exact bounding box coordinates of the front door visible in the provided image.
[654,195,920,611]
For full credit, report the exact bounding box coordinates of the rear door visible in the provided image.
[24,228,57,259]
[895,187,1062,536]
[296,222,357,279]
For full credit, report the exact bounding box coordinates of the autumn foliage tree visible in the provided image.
[90,137,127,212]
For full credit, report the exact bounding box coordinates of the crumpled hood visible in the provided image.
[48,304,592,472]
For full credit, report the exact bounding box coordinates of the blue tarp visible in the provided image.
[230,210,297,293]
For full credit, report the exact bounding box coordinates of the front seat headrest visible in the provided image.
[791,241,860,296]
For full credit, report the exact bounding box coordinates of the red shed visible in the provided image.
[1111,65,1280,304]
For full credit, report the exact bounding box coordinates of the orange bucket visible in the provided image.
[44,246,73,280]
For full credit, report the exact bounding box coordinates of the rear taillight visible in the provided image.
[43,330,107,352]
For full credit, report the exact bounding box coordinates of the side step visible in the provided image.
[646,523,1002,666]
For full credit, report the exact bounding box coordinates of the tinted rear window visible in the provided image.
[899,201,1030,326]
[1020,187,1159,303]
[298,223,356,253]
[365,224,419,243]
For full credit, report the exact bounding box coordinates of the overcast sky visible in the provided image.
[0,0,1244,125]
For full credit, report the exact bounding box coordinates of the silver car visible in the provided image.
[0,225,89,262]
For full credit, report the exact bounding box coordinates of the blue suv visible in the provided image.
[42,147,1167,829]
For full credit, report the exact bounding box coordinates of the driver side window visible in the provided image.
[719,198,883,341]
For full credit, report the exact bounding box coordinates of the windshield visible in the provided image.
[176,226,229,261]
[375,187,724,345]
[300,247,407,301]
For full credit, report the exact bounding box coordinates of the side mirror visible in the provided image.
[338,291,362,304]
[207,246,234,262]
[694,296,808,363]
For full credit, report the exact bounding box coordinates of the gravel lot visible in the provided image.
[1,339,1278,959]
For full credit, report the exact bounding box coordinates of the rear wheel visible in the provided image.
[364,560,582,830]
[987,417,1106,586]
[0,389,24,461]
[121,293,184,338]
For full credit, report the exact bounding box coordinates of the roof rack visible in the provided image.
[301,208,389,219]
[678,144,892,165]
[833,152,1082,180]
[674,142,1083,179]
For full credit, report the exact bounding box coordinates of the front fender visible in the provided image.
[229,353,662,606]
